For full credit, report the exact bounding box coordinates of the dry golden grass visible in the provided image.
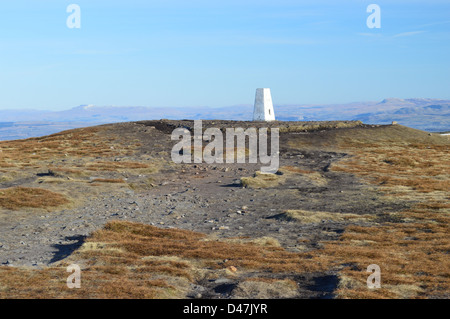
[0,265,175,299]
[279,121,363,133]
[187,146,251,163]
[240,166,327,189]
[278,125,450,298]
[233,126,449,298]
[249,236,282,247]
[331,143,450,193]
[0,220,330,298]
[89,221,325,273]
[240,171,285,188]
[1,124,448,299]
[232,278,299,299]
[90,178,126,184]
[281,166,315,174]
[0,126,142,173]
[0,187,70,210]
[281,210,374,224]
[309,127,450,299]
[322,214,450,299]
[0,127,110,168]
[84,161,151,172]
[0,125,162,212]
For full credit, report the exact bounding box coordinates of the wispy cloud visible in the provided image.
[417,20,450,28]
[393,31,426,38]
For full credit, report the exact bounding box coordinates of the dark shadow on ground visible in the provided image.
[306,275,339,299]
[220,183,242,188]
[49,235,86,264]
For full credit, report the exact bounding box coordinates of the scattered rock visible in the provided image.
[228,266,237,273]
[215,278,233,284]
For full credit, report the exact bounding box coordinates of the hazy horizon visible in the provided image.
[1,97,449,112]
[1,97,448,141]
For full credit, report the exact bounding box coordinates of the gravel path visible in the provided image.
[0,155,410,269]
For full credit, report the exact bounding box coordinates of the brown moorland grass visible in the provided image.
[0,126,138,171]
[322,214,450,299]
[0,125,161,209]
[89,221,326,273]
[186,146,251,163]
[0,220,330,298]
[0,187,70,210]
[281,166,315,174]
[240,171,285,189]
[231,278,299,298]
[311,127,450,298]
[0,127,104,167]
[282,125,449,298]
[240,166,327,188]
[84,161,151,172]
[279,121,363,133]
[281,210,374,224]
[90,178,126,184]
[1,124,447,299]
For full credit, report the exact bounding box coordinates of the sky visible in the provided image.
[0,0,449,111]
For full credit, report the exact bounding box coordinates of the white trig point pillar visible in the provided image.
[253,88,275,121]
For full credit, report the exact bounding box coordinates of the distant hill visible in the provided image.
[0,98,448,140]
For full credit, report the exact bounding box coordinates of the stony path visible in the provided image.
[0,153,410,269]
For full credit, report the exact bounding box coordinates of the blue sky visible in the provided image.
[0,0,449,110]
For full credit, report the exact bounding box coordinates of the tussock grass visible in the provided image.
[240,171,285,189]
[281,210,374,224]
[0,126,150,178]
[240,166,327,189]
[324,217,450,298]
[189,146,251,161]
[0,127,117,168]
[90,178,126,184]
[232,279,299,299]
[0,187,69,210]
[91,220,318,273]
[0,220,329,298]
[279,121,363,133]
[47,167,87,178]
[0,125,162,212]
[250,236,282,247]
[221,236,282,247]
[85,161,151,172]
[1,124,448,299]
[281,166,315,174]
[308,126,450,298]
[281,165,327,186]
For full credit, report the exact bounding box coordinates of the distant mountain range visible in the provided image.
[0,98,449,140]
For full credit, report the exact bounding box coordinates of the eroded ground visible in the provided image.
[0,120,448,298]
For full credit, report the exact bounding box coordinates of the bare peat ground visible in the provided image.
[0,120,448,299]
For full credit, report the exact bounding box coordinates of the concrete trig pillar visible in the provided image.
[253,88,275,121]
